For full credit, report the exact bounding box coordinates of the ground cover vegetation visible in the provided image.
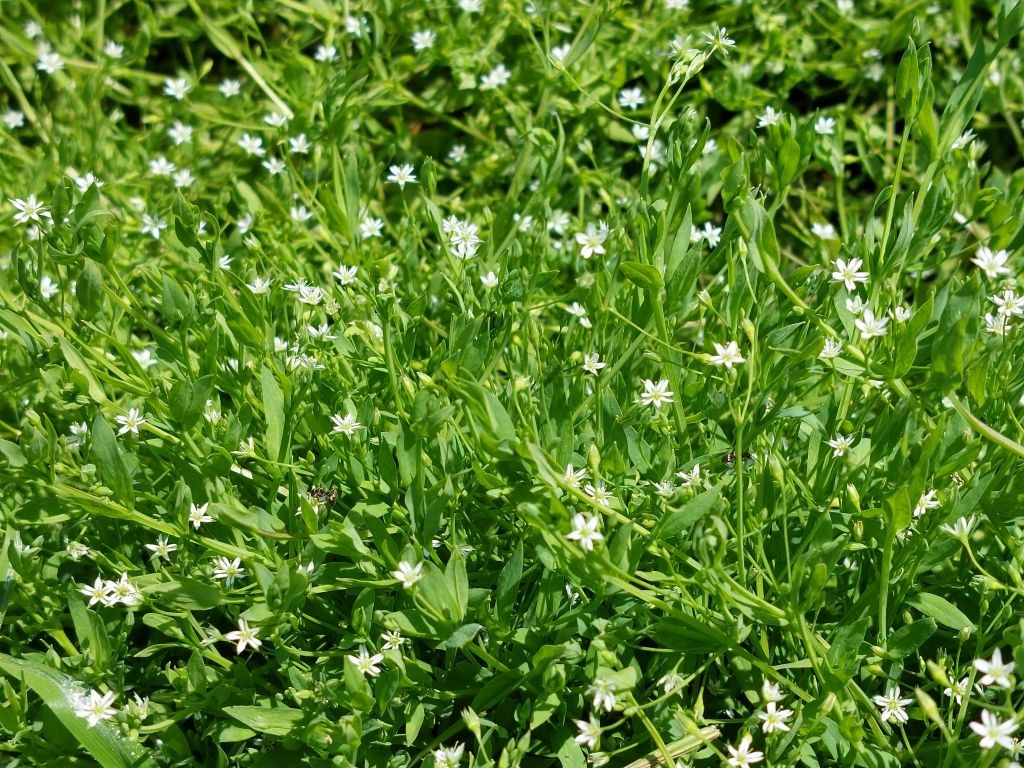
[3,0,1024,766]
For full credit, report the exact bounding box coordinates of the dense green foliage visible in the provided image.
[3,1,1024,766]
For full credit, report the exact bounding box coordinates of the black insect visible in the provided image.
[722,451,753,466]
[308,486,338,507]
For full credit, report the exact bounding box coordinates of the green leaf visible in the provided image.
[496,541,524,625]
[60,338,107,403]
[906,593,974,633]
[437,622,482,649]
[884,618,937,659]
[223,705,306,737]
[826,616,869,684]
[455,381,518,457]
[445,548,469,622]
[415,561,462,628]
[557,733,589,768]
[652,486,721,540]
[619,260,663,292]
[145,579,224,610]
[261,366,285,463]
[895,40,920,118]
[90,414,134,508]
[0,653,155,768]
[161,275,193,326]
[77,259,103,315]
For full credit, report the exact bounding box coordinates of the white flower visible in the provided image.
[345,15,368,35]
[36,46,65,74]
[480,271,499,289]
[262,157,286,176]
[290,204,313,223]
[212,557,245,587]
[588,679,618,712]
[726,734,764,767]
[39,276,59,300]
[247,276,271,294]
[330,413,362,436]
[819,337,843,359]
[566,302,593,328]
[551,43,571,62]
[564,464,587,488]
[574,715,601,749]
[854,308,889,339]
[575,223,608,259]
[433,743,465,768]
[700,221,722,247]
[224,618,261,654]
[145,535,177,560]
[412,30,436,50]
[757,106,784,128]
[3,110,25,129]
[359,216,383,239]
[975,648,1015,689]
[74,690,118,727]
[140,212,166,239]
[758,701,793,734]
[708,341,745,369]
[941,515,976,539]
[66,541,90,560]
[943,676,969,704]
[168,121,193,145]
[289,134,312,154]
[952,129,976,151]
[392,561,424,588]
[991,289,1024,318]
[480,64,511,90]
[761,679,783,703]
[10,194,50,225]
[219,79,241,98]
[913,489,939,518]
[163,77,191,100]
[381,629,405,650]
[582,353,605,374]
[387,164,417,188]
[872,685,913,724]
[831,258,869,291]
[80,577,111,607]
[347,645,385,677]
[314,44,337,62]
[74,172,102,191]
[584,480,614,507]
[638,379,674,409]
[703,25,736,57]
[972,246,1011,279]
[827,434,853,457]
[103,40,124,58]
[811,222,836,240]
[115,408,145,436]
[566,513,603,551]
[189,502,213,529]
[815,116,836,135]
[676,463,702,488]
[440,146,465,168]
[970,709,1018,750]
[264,111,289,128]
[237,133,265,157]
[618,88,644,110]
[658,673,686,694]
[106,573,143,606]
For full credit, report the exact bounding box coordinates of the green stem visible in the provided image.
[947,393,1024,461]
